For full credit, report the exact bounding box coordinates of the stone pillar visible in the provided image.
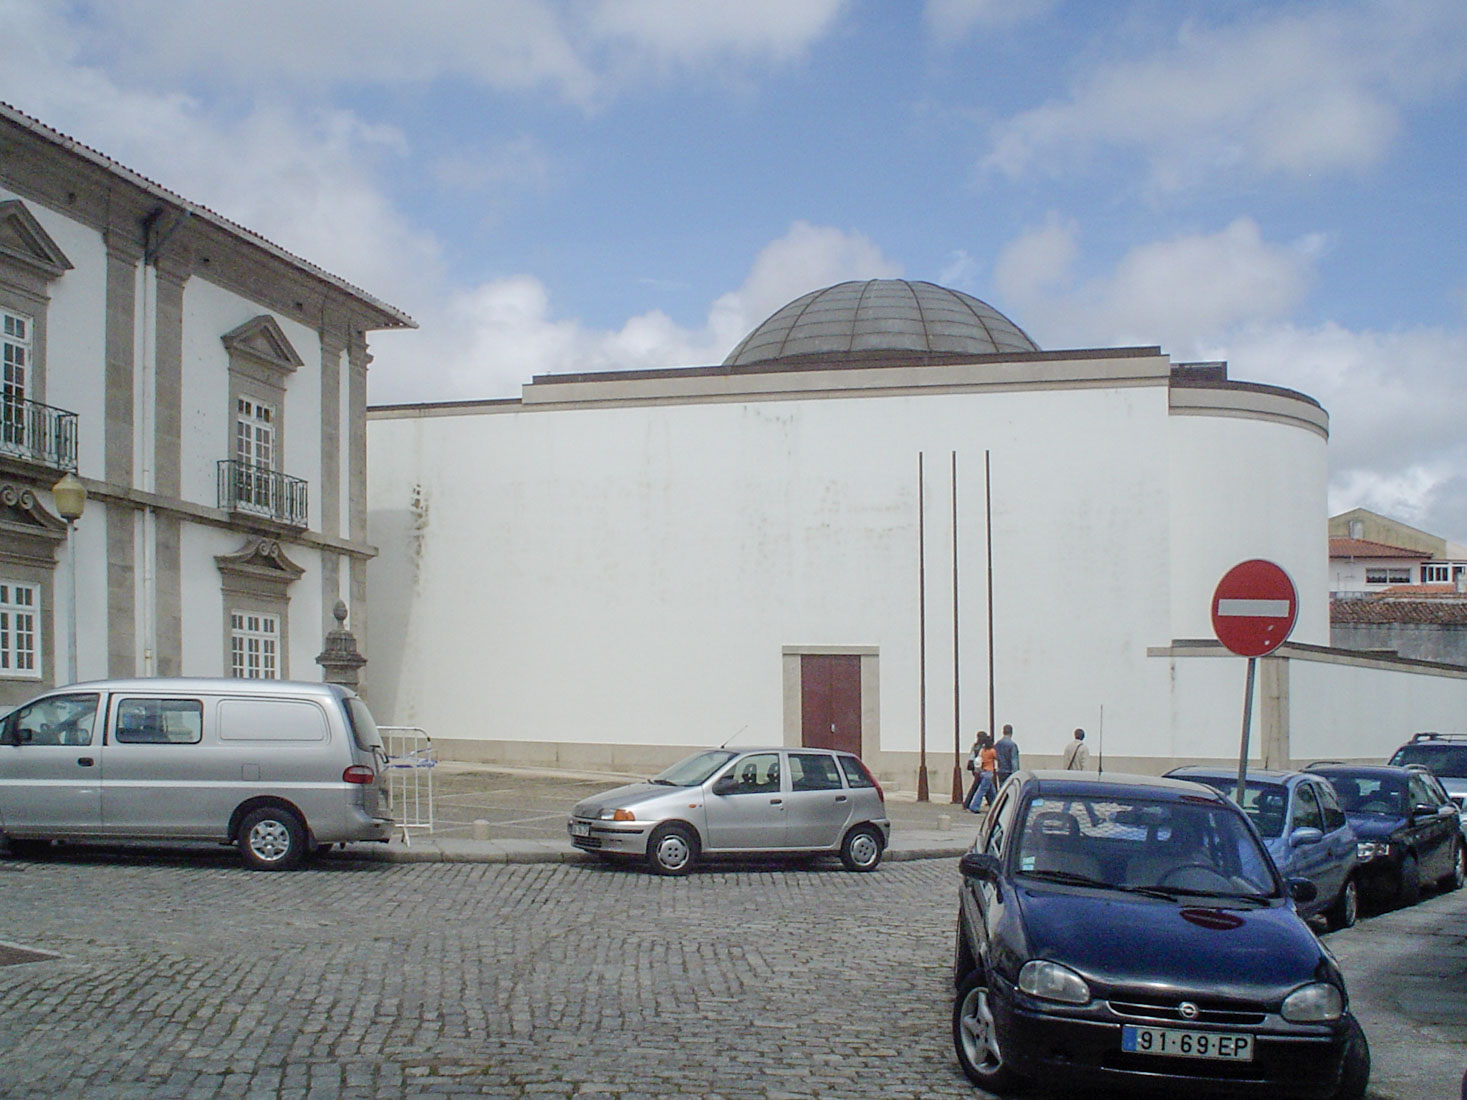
[316,600,367,689]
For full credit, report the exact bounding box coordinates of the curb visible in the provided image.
[338,841,969,866]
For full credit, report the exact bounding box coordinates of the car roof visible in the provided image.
[1307,762,1414,779]
[1165,765,1307,785]
[1024,770,1232,804]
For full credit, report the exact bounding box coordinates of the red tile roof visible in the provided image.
[1328,537,1429,559]
[1332,593,1467,624]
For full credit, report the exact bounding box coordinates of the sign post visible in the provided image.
[1210,560,1299,805]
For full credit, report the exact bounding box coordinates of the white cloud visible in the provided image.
[370,221,902,404]
[985,0,1467,187]
[56,0,844,109]
[995,216,1318,352]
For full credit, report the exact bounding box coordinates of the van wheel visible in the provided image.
[840,826,884,871]
[238,807,306,871]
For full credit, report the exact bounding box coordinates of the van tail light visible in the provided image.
[342,765,375,784]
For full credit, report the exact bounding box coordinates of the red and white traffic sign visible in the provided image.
[1211,559,1298,657]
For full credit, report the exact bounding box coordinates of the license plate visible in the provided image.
[1121,1025,1253,1061]
[570,822,592,838]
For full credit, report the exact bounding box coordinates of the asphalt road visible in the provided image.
[0,838,1462,1099]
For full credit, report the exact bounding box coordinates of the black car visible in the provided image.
[1307,762,1465,905]
[953,770,1369,1098]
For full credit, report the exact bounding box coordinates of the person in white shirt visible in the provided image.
[1061,728,1089,770]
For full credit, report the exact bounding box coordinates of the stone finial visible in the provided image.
[316,600,366,687]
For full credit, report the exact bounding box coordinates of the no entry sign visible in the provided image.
[1211,559,1298,658]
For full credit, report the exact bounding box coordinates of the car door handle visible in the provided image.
[835,795,848,802]
[77,757,94,767]
[769,798,783,805]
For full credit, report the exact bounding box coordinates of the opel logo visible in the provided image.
[1178,1002,1200,1021]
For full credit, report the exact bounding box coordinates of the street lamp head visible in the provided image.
[52,472,87,522]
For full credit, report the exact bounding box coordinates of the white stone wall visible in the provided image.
[368,359,1341,770]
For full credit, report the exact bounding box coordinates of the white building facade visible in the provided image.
[0,103,412,709]
[366,280,1411,787]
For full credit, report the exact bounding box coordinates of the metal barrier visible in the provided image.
[379,726,436,843]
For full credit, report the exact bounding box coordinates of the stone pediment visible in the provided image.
[0,483,68,541]
[0,200,73,280]
[215,538,306,583]
[221,315,303,376]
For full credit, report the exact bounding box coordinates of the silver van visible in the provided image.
[0,678,395,870]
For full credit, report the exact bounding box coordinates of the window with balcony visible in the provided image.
[218,316,306,527]
[0,201,77,472]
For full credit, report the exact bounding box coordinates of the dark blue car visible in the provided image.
[1307,763,1464,905]
[1165,766,1360,930]
[953,771,1368,1098]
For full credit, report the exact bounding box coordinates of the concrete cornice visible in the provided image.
[1169,382,1329,440]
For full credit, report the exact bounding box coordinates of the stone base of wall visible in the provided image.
[426,738,1363,798]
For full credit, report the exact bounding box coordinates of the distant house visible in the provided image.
[0,102,414,708]
[1329,509,1467,665]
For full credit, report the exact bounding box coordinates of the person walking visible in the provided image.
[994,724,1020,792]
[1061,727,1089,771]
[965,733,997,812]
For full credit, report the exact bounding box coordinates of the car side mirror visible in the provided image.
[711,775,740,796]
[1410,803,1439,819]
[1288,826,1323,848]
[1288,877,1318,904]
[959,851,1002,880]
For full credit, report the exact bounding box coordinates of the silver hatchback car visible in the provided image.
[568,747,891,875]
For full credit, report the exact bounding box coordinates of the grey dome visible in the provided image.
[723,279,1038,367]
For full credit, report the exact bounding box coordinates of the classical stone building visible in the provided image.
[0,102,413,707]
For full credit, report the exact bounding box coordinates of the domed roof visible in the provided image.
[723,279,1038,367]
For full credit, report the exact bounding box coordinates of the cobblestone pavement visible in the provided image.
[0,849,978,1100]
[0,845,1462,1099]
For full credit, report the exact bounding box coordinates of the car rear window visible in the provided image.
[838,755,876,788]
[344,696,384,753]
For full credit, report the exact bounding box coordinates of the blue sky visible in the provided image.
[4,0,1467,537]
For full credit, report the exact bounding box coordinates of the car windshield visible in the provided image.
[1014,795,1278,900]
[652,750,739,787]
[1391,743,1467,779]
[1181,777,1289,838]
[1324,774,1406,816]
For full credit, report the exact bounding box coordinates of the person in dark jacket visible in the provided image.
[994,724,1020,791]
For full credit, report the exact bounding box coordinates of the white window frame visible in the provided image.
[230,610,279,680]
[234,396,277,514]
[0,581,41,678]
[1423,563,1450,584]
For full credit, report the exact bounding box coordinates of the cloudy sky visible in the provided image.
[4,0,1466,537]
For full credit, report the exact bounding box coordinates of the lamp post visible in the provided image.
[52,473,86,685]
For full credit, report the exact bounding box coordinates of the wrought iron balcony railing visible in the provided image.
[217,460,308,527]
[0,395,78,471]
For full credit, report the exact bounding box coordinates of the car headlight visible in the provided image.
[1018,960,1091,1005]
[1281,982,1343,1022]
[599,808,636,821]
[1357,840,1392,861]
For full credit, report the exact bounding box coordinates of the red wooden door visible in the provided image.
[801,654,862,756]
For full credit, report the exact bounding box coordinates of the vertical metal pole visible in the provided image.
[66,519,78,685]
[917,454,930,802]
[951,451,963,804]
[1234,657,1258,805]
[985,450,995,740]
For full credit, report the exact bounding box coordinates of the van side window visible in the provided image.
[218,698,327,742]
[116,698,204,744]
[4,693,100,746]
